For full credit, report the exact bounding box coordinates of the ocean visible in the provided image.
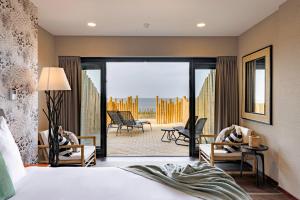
[114,98,156,112]
[138,98,156,112]
[114,97,186,112]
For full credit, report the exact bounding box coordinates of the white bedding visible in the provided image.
[12,167,200,200]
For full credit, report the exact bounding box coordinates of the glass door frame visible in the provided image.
[81,57,216,158]
[189,58,217,157]
[81,59,107,157]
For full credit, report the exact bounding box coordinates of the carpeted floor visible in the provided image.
[107,122,189,156]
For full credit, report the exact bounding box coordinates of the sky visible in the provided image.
[255,69,265,103]
[106,62,190,98]
[86,62,214,99]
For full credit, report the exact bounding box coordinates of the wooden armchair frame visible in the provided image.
[38,135,97,167]
[199,134,256,174]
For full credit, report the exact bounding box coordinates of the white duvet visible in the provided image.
[12,167,200,200]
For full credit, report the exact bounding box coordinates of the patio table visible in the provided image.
[161,128,176,142]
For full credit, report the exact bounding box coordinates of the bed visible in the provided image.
[0,111,249,200]
[12,167,199,200]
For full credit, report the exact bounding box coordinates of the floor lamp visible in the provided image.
[38,67,71,167]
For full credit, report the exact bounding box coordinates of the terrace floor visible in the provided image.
[107,119,189,156]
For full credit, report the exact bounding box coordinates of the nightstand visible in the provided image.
[240,144,268,186]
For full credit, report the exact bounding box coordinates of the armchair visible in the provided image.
[199,125,256,174]
[38,130,96,167]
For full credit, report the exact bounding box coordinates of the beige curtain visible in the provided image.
[58,56,82,135]
[215,56,239,133]
[245,61,256,113]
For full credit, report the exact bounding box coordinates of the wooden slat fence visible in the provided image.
[156,96,189,124]
[107,96,139,125]
[106,96,189,125]
[81,71,101,134]
[195,70,215,134]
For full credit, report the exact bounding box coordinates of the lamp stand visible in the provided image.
[43,90,64,167]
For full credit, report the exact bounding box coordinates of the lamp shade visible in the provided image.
[38,67,71,91]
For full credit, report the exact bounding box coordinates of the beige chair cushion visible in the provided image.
[59,146,95,161]
[200,144,241,158]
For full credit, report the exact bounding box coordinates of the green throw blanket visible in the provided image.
[122,162,251,200]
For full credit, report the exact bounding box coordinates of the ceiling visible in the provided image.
[32,0,286,36]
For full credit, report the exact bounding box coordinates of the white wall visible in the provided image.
[55,36,238,57]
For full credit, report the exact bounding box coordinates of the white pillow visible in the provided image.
[63,131,80,152]
[0,116,26,187]
[215,125,235,149]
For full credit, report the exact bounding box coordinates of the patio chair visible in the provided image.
[118,111,144,134]
[120,111,152,131]
[175,118,207,146]
[107,111,124,134]
[173,116,198,132]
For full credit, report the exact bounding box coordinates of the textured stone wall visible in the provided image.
[0,0,38,164]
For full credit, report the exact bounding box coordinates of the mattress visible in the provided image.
[12,167,200,200]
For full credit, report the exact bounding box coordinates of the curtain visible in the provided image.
[214,56,239,133]
[58,56,82,135]
[245,61,256,113]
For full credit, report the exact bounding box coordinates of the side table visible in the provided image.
[240,144,268,186]
[161,128,176,142]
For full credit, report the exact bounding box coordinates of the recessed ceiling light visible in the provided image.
[144,23,150,28]
[196,23,206,28]
[87,22,96,27]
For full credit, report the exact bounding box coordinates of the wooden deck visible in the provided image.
[107,121,189,156]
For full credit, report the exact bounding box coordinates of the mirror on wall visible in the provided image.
[245,57,266,114]
[242,46,272,124]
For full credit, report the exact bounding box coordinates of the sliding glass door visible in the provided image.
[189,59,216,156]
[80,61,106,156]
[79,57,216,158]
[106,61,189,156]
